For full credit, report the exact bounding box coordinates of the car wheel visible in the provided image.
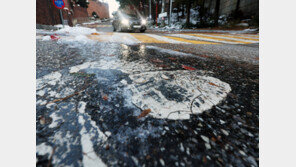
[140,30,146,33]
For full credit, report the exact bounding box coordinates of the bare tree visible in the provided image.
[214,0,220,26]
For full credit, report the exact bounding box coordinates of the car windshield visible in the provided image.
[120,13,138,19]
[127,14,137,18]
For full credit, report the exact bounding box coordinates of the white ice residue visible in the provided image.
[78,101,107,167]
[56,26,97,36]
[127,71,231,120]
[49,112,63,128]
[36,90,45,96]
[78,101,86,114]
[69,62,93,73]
[37,71,62,90]
[74,35,93,44]
[67,59,231,120]
[98,32,140,44]
[145,46,194,57]
[42,35,51,41]
[36,143,53,156]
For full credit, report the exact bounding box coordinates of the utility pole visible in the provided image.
[169,0,173,26]
[59,9,65,28]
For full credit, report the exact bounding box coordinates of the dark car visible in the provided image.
[112,12,147,33]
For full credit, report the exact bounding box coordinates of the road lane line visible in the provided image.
[130,33,167,43]
[188,34,252,44]
[165,35,218,44]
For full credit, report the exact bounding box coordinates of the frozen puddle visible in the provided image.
[69,60,231,120]
[126,71,231,120]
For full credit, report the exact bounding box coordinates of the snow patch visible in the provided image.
[42,35,51,41]
[77,102,107,167]
[37,72,62,90]
[146,46,193,57]
[56,26,97,36]
[49,112,63,128]
[36,143,53,156]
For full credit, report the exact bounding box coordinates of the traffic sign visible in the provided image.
[52,0,65,9]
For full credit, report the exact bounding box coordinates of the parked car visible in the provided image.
[112,12,147,33]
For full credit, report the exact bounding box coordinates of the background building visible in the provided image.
[36,0,109,27]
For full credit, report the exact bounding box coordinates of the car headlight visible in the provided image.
[121,19,129,25]
[141,19,147,25]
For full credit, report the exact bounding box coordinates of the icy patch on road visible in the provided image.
[49,112,63,128]
[97,32,140,45]
[146,46,194,57]
[126,71,231,120]
[36,143,53,156]
[68,59,231,120]
[56,26,97,36]
[69,62,93,73]
[78,101,107,167]
[42,35,51,41]
[37,71,62,90]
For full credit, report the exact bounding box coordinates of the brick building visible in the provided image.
[87,0,110,19]
[37,0,109,26]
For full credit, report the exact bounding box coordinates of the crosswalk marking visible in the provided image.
[84,32,259,45]
[164,35,218,44]
[234,34,259,39]
[131,34,167,43]
[204,33,259,41]
[145,34,189,44]
[188,34,253,44]
[168,34,239,44]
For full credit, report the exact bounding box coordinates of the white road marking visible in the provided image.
[144,34,190,44]
[168,34,243,44]
[194,33,258,43]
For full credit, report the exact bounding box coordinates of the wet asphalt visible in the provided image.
[36,24,259,167]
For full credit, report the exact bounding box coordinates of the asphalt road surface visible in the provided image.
[36,21,259,167]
